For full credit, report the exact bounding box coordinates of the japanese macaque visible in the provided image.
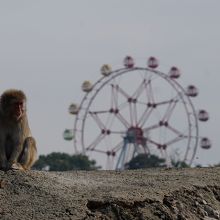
[0,89,37,171]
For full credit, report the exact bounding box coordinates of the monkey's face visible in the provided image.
[13,100,25,120]
[7,98,26,121]
[0,89,27,121]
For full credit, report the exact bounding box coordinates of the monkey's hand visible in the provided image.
[0,160,8,171]
[10,162,25,171]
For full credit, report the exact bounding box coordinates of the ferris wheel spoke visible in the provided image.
[145,79,155,104]
[105,112,114,128]
[134,103,138,125]
[131,79,146,99]
[129,103,138,126]
[112,141,124,152]
[129,104,133,125]
[105,111,116,128]
[110,131,126,135]
[162,99,179,122]
[116,112,130,128]
[86,133,105,151]
[111,84,118,108]
[89,112,106,129]
[115,84,130,99]
[155,99,176,106]
[167,124,187,137]
[147,138,160,148]
[89,149,107,154]
[138,108,154,127]
[90,110,110,114]
[164,135,187,146]
[143,124,160,132]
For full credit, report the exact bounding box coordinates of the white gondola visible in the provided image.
[147,56,159,69]
[198,110,209,122]
[82,80,93,92]
[124,56,134,68]
[101,64,112,76]
[169,66,181,79]
[63,129,74,141]
[186,85,198,97]
[68,103,79,115]
[200,137,211,149]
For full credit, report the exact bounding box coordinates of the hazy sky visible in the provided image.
[0,1,220,167]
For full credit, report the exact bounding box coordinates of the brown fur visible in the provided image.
[0,89,37,171]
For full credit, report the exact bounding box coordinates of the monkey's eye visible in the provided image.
[13,101,23,106]
[15,101,23,105]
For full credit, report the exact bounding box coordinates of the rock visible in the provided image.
[1,167,220,219]
[195,201,199,207]
[202,200,208,205]
[0,180,4,188]
[204,205,219,219]
[204,205,214,215]
[213,210,220,219]
[203,217,218,220]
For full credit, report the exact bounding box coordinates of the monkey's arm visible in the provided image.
[0,136,7,169]
[8,141,23,166]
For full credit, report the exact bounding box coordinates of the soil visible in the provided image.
[1,167,220,220]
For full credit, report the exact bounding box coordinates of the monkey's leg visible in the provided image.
[18,137,37,170]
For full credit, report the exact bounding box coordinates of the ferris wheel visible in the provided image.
[64,56,211,170]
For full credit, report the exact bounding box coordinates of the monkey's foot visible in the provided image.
[11,163,25,171]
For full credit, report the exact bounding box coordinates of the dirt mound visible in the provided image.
[1,167,220,219]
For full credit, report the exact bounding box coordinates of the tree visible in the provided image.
[125,154,166,169]
[33,152,100,171]
[170,150,190,168]
[171,160,190,168]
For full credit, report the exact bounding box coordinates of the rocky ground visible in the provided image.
[1,167,220,219]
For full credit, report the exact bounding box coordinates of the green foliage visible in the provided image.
[214,163,220,167]
[171,160,190,168]
[170,149,190,168]
[126,153,191,169]
[125,154,166,169]
[33,152,100,171]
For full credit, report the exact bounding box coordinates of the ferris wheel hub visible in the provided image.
[126,126,146,145]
